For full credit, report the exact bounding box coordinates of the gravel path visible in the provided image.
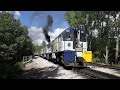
[20,56,85,79]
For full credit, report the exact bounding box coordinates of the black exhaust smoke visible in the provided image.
[31,12,53,43]
[43,15,53,43]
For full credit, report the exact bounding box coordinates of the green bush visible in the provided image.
[0,61,24,79]
[14,62,25,70]
[93,57,102,63]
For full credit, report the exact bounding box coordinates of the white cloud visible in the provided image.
[6,11,11,13]
[0,11,11,13]
[28,26,45,45]
[14,11,21,19]
[49,28,65,41]
[28,26,65,45]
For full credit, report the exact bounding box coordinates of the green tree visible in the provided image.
[0,12,34,78]
[111,11,120,64]
[41,41,46,48]
[34,44,41,53]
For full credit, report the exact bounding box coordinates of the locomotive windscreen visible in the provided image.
[80,31,86,42]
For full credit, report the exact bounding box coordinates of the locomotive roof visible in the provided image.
[45,27,85,47]
[50,27,84,42]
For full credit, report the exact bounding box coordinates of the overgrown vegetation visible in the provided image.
[0,12,34,78]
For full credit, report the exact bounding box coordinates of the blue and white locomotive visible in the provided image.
[40,27,92,67]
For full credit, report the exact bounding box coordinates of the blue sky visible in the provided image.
[13,11,69,45]
[18,11,69,30]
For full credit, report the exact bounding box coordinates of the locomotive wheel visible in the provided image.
[60,54,64,65]
[50,56,52,61]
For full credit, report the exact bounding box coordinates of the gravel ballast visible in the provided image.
[20,56,85,79]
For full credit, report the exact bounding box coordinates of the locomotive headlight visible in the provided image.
[68,43,71,47]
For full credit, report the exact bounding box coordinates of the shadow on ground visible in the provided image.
[18,66,60,79]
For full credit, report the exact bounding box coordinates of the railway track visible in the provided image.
[41,57,120,79]
[73,67,120,79]
[88,63,120,71]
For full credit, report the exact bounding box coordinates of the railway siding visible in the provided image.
[88,63,120,77]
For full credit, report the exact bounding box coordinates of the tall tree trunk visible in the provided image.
[115,14,119,64]
[115,36,119,64]
[90,41,91,50]
[105,45,109,64]
[85,13,92,51]
[105,13,110,64]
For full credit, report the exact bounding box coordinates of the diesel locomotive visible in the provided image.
[40,27,92,67]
